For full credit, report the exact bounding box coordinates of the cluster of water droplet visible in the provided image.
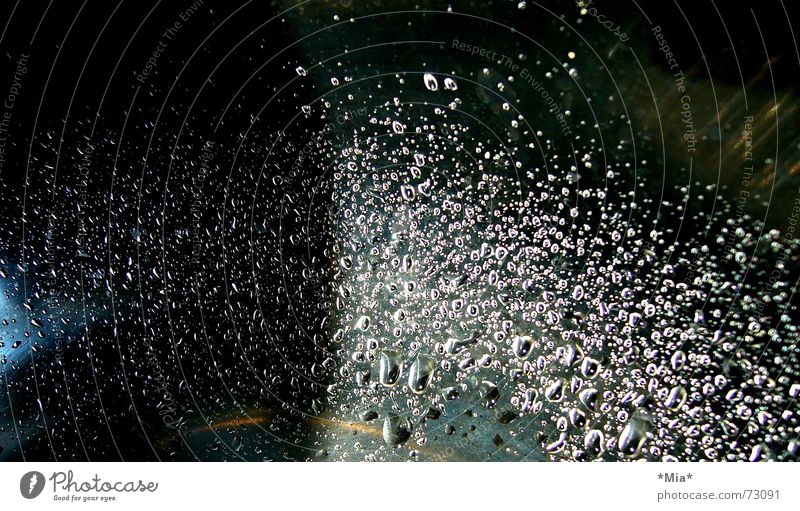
[298,72,800,461]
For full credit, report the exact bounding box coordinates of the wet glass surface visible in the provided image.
[0,0,799,461]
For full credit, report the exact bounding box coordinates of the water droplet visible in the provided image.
[423,73,439,91]
[512,335,533,359]
[379,350,404,387]
[408,355,436,393]
[383,413,411,446]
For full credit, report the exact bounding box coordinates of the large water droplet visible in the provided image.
[379,350,404,387]
[423,73,439,91]
[408,355,436,393]
[383,413,411,446]
[512,335,533,359]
